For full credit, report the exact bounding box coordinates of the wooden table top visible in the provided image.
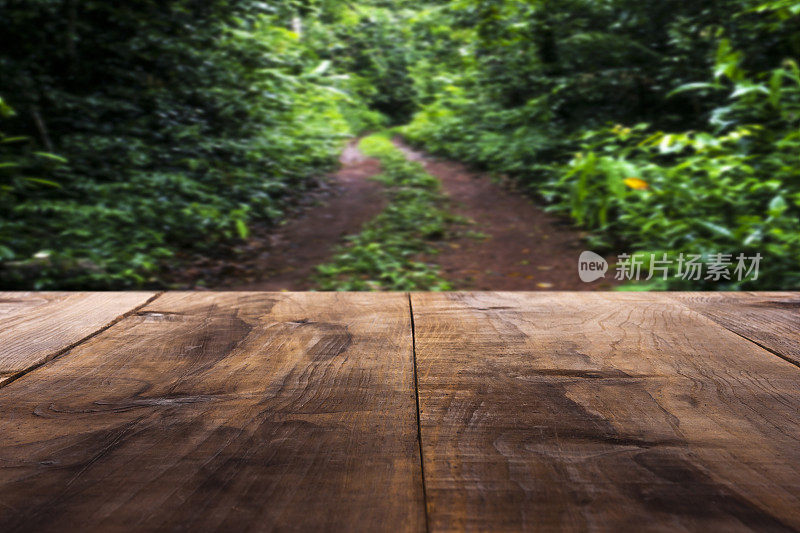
[0,291,798,532]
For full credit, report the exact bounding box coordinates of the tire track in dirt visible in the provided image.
[226,142,387,291]
[394,139,617,291]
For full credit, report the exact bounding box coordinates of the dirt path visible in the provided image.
[177,139,614,290]
[395,139,617,291]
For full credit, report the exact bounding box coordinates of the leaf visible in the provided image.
[309,60,331,76]
[769,69,784,107]
[0,136,29,144]
[24,177,61,188]
[696,220,734,239]
[667,82,723,98]
[730,83,769,99]
[33,152,68,163]
[658,134,675,153]
[0,97,15,118]
[623,177,649,190]
[768,195,788,217]
[235,219,249,239]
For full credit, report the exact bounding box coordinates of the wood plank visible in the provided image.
[0,292,157,385]
[672,292,800,367]
[412,292,800,532]
[0,292,425,532]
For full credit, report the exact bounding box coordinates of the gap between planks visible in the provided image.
[696,318,800,371]
[667,294,800,371]
[408,292,431,533]
[0,291,164,389]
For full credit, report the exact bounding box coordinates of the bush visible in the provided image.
[0,1,351,288]
[402,0,800,289]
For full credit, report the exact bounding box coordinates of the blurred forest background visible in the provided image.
[1,0,799,290]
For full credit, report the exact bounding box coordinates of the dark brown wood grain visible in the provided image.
[0,292,156,386]
[411,292,800,532]
[2,291,799,532]
[672,292,800,367]
[0,292,425,532]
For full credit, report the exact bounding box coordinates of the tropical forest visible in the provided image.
[2,0,799,291]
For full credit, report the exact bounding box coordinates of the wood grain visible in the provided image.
[411,292,800,532]
[0,292,425,532]
[0,292,156,385]
[672,292,800,367]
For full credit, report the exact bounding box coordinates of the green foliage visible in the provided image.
[0,1,351,288]
[546,125,799,288]
[547,49,800,289]
[403,0,800,289]
[307,3,420,125]
[315,134,453,291]
[5,0,800,290]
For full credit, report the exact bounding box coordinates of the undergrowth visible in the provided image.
[314,133,455,291]
[399,2,800,290]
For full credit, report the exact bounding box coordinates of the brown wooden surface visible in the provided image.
[0,292,156,385]
[0,291,799,532]
[672,292,800,367]
[0,292,424,532]
[412,292,800,532]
